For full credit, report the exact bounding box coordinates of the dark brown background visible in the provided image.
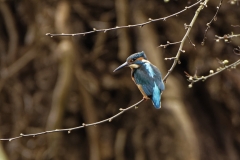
[0,0,240,160]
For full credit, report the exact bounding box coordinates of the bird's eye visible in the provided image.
[130,58,137,62]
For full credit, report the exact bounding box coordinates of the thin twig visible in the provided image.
[45,0,203,37]
[186,59,240,87]
[163,0,210,82]
[231,25,240,27]
[159,35,196,49]
[201,0,223,45]
[0,99,145,141]
[215,33,240,42]
[187,36,196,49]
[159,41,182,48]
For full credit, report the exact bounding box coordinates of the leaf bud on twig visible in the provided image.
[188,84,193,88]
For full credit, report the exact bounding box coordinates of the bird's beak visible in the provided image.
[113,62,128,72]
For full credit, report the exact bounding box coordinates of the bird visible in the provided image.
[113,51,165,109]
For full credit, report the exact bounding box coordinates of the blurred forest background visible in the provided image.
[0,0,240,160]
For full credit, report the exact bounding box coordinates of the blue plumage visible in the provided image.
[152,82,160,108]
[113,51,165,109]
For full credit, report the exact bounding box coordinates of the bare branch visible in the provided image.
[159,41,181,48]
[159,36,196,49]
[163,0,210,82]
[0,99,145,141]
[231,25,240,27]
[215,33,240,42]
[187,36,196,49]
[186,59,240,87]
[45,0,203,37]
[202,0,223,45]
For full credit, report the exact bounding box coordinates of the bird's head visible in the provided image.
[113,51,148,72]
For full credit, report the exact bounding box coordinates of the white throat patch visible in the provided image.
[129,64,140,69]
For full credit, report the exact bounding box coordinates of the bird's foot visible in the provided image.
[143,96,149,101]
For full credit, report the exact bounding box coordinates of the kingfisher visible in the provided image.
[113,51,165,109]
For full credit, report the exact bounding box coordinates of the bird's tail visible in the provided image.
[151,93,161,109]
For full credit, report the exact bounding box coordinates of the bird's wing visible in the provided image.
[134,64,164,95]
[133,69,155,96]
[133,64,164,109]
[135,73,162,108]
[151,65,165,91]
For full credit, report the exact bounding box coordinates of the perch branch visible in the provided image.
[0,99,145,141]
